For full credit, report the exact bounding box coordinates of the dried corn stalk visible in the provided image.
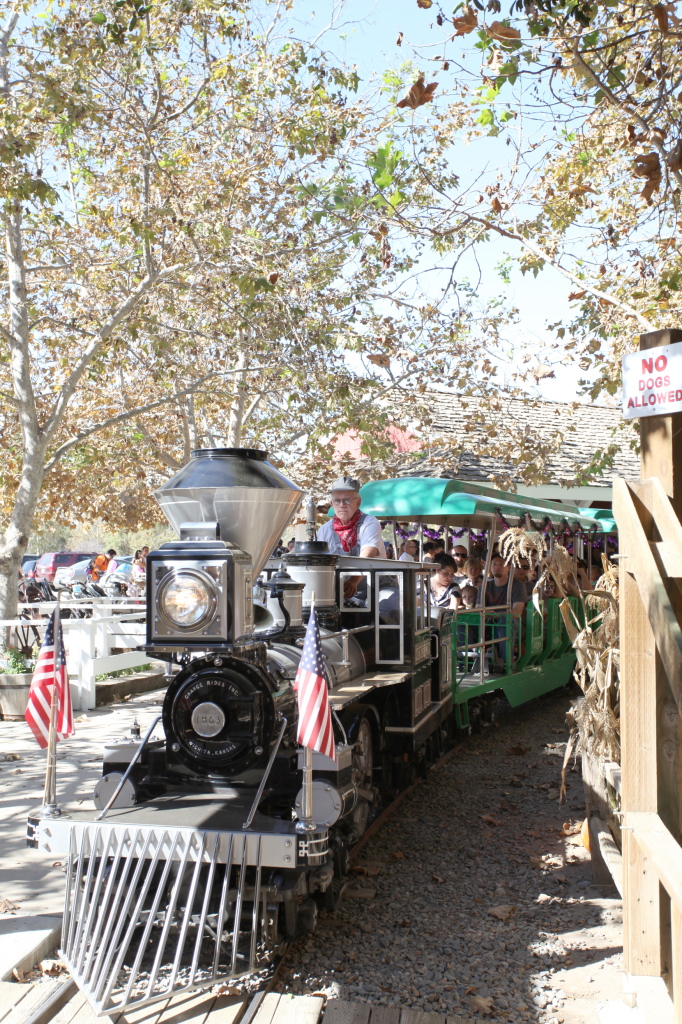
[498,527,546,566]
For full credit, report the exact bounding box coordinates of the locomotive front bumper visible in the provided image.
[27,788,328,868]
[26,793,329,1017]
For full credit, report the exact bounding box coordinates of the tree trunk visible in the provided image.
[227,349,248,447]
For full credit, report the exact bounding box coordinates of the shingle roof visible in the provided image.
[392,392,639,488]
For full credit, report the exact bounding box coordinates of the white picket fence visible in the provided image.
[1,599,164,711]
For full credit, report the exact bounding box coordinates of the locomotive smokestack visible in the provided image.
[154,448,304,577]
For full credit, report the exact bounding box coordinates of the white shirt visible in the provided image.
[399,552,415,561]
[317,512,386,557]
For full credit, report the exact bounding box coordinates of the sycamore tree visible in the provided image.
[370,0,682,463]
[1,0,515,618]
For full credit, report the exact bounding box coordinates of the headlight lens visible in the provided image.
[161,574,211,627]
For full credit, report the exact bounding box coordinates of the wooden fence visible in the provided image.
[0,599,157,710]
[613,475,682,1020]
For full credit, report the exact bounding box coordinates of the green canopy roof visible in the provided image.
[341,478,612,532]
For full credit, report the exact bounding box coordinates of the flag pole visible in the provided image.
[41,594,62,819]
[296,591,317,835]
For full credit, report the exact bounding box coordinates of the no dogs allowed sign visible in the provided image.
[622,342,682,419]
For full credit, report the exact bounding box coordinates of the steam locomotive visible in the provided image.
[28,449,451,1016]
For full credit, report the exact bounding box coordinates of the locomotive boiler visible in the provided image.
[27,448,451,1017]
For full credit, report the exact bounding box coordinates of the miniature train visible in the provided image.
[26,448,610,1016]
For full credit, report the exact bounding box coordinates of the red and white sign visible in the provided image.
[622,342,682,419]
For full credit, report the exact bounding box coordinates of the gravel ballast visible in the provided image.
[277,685,624,1023]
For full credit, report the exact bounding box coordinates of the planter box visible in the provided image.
[0,673,33,720]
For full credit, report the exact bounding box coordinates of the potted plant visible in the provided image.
[0,650,35,720]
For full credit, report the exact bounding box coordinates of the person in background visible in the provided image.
[477,554,527,673]
[422,541,436,562]
[429,554,462,609]
[399,539,418,561]
[576,557,592,591]
[589,563,602,585]
[141,546,150,563]
[513,559,533,602]
[433,538,445,557]
[462,556,484,589]
[92,549,116,581]
[385,542,395,560]
[451,544,469,585]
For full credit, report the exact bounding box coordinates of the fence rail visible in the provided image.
[0,599,161,711]
[613,475,682,1017]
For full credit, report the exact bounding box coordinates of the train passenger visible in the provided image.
[477,555,527,672]
[399,539,418,561]
[457,583,480,671]
[461,556,484,589]
[429,554,462,609]
[513,559,533,601]
[422,541,437,562]
[451,544,469,584]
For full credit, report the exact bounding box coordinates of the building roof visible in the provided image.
[392,392,639,489]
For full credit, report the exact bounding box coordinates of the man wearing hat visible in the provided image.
[317,476,385,558]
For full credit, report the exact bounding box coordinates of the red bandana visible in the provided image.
[333,509,362,553]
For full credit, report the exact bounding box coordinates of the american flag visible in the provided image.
[294,602,335,760]
[25,609,73,750]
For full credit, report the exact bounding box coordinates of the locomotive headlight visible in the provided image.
[157,569,218,631]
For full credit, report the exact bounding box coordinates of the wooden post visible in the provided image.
[620,565,661,974]
[640,328,682,523]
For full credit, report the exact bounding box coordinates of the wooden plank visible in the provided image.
[250,995,281,1024]
[323,1001,370,1024]
[654,542,682,579]
[48,994,89,1024]
[399,1011,444,1024]
[270,995,323,1024]
[590,816,624,896]
[613,480,682,716]
[627,973,675,1024]
[624,820,663,975]
[367,1010,400,1024]
[0,984,34,1024]
[618,558,660,974]
[671,902,682,1024]
[157,992,217,1024]
[628,812,682,911]
[205,996,247,1024]
[119,998,172,1024]
[7,983,66,1024]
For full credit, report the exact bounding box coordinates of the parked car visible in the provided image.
[53,557,93,591]
[34,551,97,584]
[21,555,39,579]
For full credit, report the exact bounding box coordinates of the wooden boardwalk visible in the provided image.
[0,982,486,1024]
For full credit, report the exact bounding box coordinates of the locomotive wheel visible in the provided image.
[350,718,373,837]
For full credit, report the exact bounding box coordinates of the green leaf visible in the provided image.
[91,12,107,24]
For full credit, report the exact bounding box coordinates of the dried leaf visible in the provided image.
[635,70,654,87]
[469,994,495,1015]
[2,753,20,762]
[568,290,586,300]
[581,817,591,851]
[480,813,501,826]
[432,873,446,883]
[452,8,478,35]
[13,969,25,983]
[396,75,439,110]
[486,21,521,43]
[653,4,669,32]
[396,31,403,46]
[506,744,530,755]
[668,140,682,172]
[393,850,405,859]
[464,986,478,996]
[0,897,18,913]
[488,904,516,920]
[531,363,555,381]
[634,151,662,203]
[491,196,503,212]
[417,0,433,7]
[268,273,279,285]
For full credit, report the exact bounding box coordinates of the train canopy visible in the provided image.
[355,478,612,532]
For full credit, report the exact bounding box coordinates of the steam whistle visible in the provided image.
[306,495,317,542]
